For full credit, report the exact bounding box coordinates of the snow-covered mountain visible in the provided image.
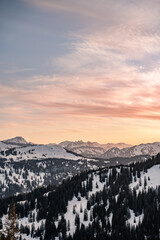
[59,140,132,158]
[0,137,84,161]
[59,140,160,159]
[1,137,160,161]
[0,144,82,161]
[1,136,35,149]
[0,137,147,198]
[59,140,131,150]
[3,136,29,145]
[0,137,132,160]
[101,142,160,159]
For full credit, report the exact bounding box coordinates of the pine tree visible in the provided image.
[83,209,88,221]
[1,203,19,240]
[80,204,83,213]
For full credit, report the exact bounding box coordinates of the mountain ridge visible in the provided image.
[101,141,160,159]
[1,137,160,160]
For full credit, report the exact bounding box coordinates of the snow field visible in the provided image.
[130,164,160,193]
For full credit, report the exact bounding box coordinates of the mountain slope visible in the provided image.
[0,137,149,199]
[0,154,150,198]
[0,142,9,151]
[0,158,89,198]
[0,144,82,161]
[0,154,160,240]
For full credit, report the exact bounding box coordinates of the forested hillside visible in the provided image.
[0,154,160,239]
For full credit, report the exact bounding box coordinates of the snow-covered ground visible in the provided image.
[126,209,144,228]
[130,164,160,193]
[0,142,9,151]
[1,202,45,240]
[1,162,160,239]
[0,165,45,191]
[55,173,107,237]
[1,173,106,240]
[0,144,82,161]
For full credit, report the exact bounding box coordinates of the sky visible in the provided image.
[1,0,160,144]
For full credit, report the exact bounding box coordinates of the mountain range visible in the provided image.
[1,136,160,160]
[0,136,159,198]
[59,139,160,159]
[59,140,132,158]
[0,137,160,239]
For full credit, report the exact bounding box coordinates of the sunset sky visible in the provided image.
[1,0,160,144]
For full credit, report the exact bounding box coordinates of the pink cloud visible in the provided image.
[1,71,160,124]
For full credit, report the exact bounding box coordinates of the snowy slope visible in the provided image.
[1,156,160,240]
[0,142,9,151]
[0,157,94,198]
[58,162,160,238]
[1,172,110,239]
[0,144,81,161]
[56,173,107,237]
[130,164,160,192]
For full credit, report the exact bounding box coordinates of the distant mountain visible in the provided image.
[1,137,160,161]
[59,140,132,158]
[3,136,29,144]
[102,142,132,150]
[101,142,160,159]
[60,140,160,159]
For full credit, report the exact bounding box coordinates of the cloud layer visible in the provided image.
[1,0,160,143]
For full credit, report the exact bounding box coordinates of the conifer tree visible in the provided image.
[1,203,19,240]
[83,209,88,221]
